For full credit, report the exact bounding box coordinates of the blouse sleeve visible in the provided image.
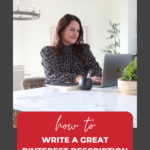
[82,44,102,78]
[40,46,78,84]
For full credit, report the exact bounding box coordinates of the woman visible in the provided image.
[40,14,102,85]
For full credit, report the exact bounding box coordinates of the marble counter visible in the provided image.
[13,86,137,127]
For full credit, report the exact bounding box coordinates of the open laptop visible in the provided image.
[93,54,133,88]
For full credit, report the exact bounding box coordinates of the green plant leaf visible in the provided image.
[122,60,137,81]
[102,21,120,55]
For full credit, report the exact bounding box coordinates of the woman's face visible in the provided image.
[61,20,80,45]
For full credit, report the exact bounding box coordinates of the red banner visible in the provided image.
[17,112,133,150]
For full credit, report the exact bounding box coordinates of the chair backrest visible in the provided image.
[13,65,24,91]
[13,65,24,71]
[13,70,24,91]
[21,77,45,90]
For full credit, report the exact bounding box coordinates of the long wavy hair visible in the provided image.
[51,14,85,64]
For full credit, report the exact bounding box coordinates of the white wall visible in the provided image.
[112,0,120,53]
[112,0,120,23]
[13,0,25,65]
[128,0,137,55]
[13,0,120,74]
[13,22,25,65]
[120,0,137,54]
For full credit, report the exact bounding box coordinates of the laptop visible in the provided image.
[93,54,133,88]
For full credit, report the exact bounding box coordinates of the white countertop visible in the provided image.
[13,86,137,128]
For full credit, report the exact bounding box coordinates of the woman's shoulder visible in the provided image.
[82,43,91,54]
[83,43,90,49]
[81,43,93,57]
[40,46,54,55]
[41,46,54,51]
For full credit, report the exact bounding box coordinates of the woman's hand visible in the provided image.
[90,76,102,85]
[75,75,83,83]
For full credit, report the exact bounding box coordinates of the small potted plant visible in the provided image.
[118,59,137,95]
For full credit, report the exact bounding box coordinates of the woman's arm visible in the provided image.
[82,44,102,78]
[40,46,78,84]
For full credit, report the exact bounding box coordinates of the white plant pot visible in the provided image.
[118,78,137,95]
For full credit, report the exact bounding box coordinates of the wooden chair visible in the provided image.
[13,65,24,91]
[13,77,45,128]
[21,77,45,90]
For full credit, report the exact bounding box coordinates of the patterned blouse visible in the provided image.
[40,44,102,85]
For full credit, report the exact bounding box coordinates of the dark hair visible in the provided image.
[51,14,85,64]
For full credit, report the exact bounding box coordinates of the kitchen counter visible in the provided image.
[13,86,137,127]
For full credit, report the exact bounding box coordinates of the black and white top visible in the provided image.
[40,44,102,85]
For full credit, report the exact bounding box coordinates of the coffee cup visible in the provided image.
[79,78,93,90]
